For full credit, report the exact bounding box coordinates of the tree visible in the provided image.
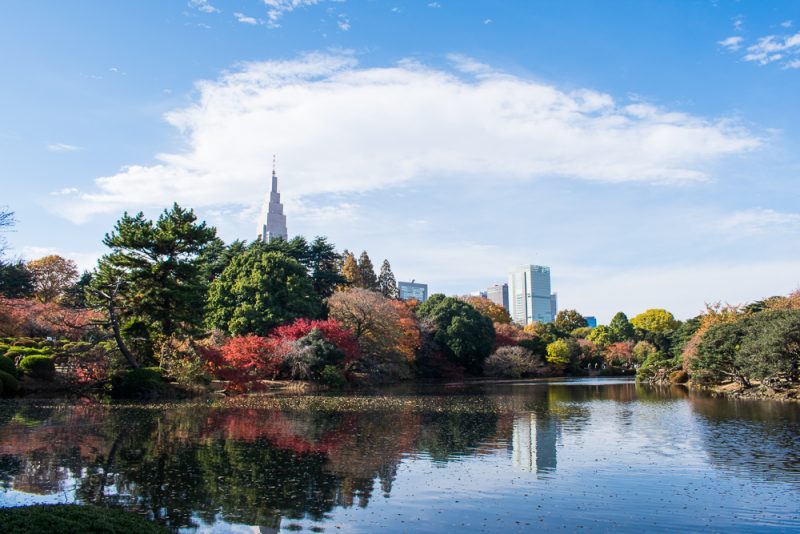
[523,321,561,345]
[26,255,79,303]
[308,237,345,299]
[199,238,246,284]
[92,204,217,337]
[328,288,407,358]
[0,209,14,257]
[604,341,635,367]
[608,312,635,341]
[554,309,587,333]
[0,261,34,298]
[340,252,361,288]
[357,251,378,291]
[206,250,321,336]
[692,322,747,385]
[63,271,94,308]
[378,259,398,299]
[546,339,577,371]
[464,296,511,324]
[737,310,800,383]
[631,309,679,334]
[587,324,613,347]
[416,294,495,374]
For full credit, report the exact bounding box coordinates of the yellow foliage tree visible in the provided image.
[26,255,79,303]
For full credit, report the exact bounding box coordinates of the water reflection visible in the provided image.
[0,381,798,532]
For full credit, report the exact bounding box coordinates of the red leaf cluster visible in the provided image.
[0,298,101,339]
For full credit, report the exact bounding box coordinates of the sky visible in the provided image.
[1,0,799,323]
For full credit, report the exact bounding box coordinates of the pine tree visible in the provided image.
[357,251,378,291]
[341,251,362,288]
[378,259,398,299]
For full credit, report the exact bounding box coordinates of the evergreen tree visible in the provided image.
[378,259,398,299]
[0,260,34,298]
[357,251,378,291]
[308,237,345,299]
[63,270,94,308]
[341,251,361,288]
[608,311,635,342]
[91,203,217,337]
[206,250,320,336]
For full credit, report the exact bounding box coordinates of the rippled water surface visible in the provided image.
[1,379,799,532]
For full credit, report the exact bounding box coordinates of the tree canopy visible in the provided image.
[206,249,321,336]
[92,203,217,337]
[416,294,495,374]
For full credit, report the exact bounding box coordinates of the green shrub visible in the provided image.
[5,346,51,359]
[112,367,165,398]
[18,355,56,381]
[11,338,42,348]
[320,365,347,388]
[0,504,169,534]
[0,355,16,377]
[0,343,10,355]
[0,370,20,396]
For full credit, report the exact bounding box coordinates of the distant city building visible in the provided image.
[486,283,509,311]
[469,290,488,298]
[550,292,558,321]
[508,265,555,325]
[585,316,597,328]
[260,158,288,243]
[398,281,428,302]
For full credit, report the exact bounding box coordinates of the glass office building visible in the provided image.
[508,265,555,325]
[398,281,428,302]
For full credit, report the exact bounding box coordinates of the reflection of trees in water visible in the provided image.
[0,404,498,530]
[416,412,499,462]
[690,397,800,486]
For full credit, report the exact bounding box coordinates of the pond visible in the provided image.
[0,378,799,532]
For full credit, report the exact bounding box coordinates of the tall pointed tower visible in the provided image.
[261,156,288,242]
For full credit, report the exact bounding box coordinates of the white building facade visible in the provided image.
[508,265,556,325]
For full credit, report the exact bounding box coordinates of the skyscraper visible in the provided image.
[486,283,509,311]
[508,265,554,325]
[260,157,288,243]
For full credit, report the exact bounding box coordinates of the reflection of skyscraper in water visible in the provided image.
[512,413,559,474]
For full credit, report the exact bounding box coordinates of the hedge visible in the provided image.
[18,355,57,381]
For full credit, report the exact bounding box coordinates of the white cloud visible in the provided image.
[717,208,800,236]
[428,2,441,7]
[337,14,350,31]
[263,0,320,28]
[188,0,220,14]
[741,31,800,67]
[234,12,261,25]
[733,15,744,31]
[718,36,743,51]
[59,53,761,223]
[47,143,83,152]
[781,20,793,28]
[50,187,79,196]
[483,18,493,25]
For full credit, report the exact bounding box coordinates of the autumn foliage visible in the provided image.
[0,298,101,339]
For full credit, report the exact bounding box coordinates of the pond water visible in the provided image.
[0,378,799,532]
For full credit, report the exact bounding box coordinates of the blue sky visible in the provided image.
[2,0,799,322]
